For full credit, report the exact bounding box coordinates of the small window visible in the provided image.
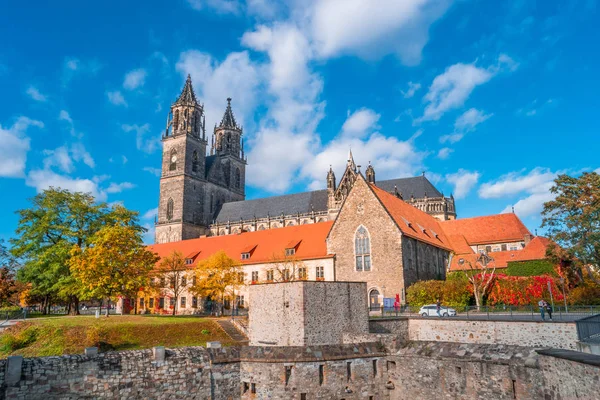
[241,252,250,260]
[166,198,174,221]
[159,297,165,308]
[251,271,259,282]
[242,382,249,393]
[192,151,199,173]
[298,267,307,280]
[485,245,492,253]
[316,266,324,279]
[170,297,175,307]
[185,258,193,265]
[181,297,186,308]
[238,272,245,284]
[510,246,518,251]
[285,248,296,256]
[501,244,507,251]
[192,297,198,308]
[355,226,371,271]
[285,366,292,386]
[283,269,291,281]
[266,270,274,282]
[236,295,245,308]
[346,362,352,382]
[319,364,324,385]
[250,383,256,394]
[181,276,187,286]
[139,298,145,308]
[372,359,377,377]
[149,298,154,308]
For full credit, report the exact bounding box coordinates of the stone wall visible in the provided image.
[408,318,579,350]
[248,281,368,346]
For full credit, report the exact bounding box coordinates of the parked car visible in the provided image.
[419,304,457,317]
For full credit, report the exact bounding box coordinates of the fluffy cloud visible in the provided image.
[437,147,453,159]
[26,86,47,102]
[142,207,158,220]
[176,50,261,131]
[501,192,555,218]
[143,166,161,177]
[307,0,452,65]
[105,182,136,194]
[402,81,421,98]
[419,63,493,122]
[107,91,127,107]
[26,169,107,201]
[340,108,380,138]
[0,117,44,178]
[42,143,95,173]
[478,168,557,199]
[454,108,493,131]
[445,169,480,199]
[121,123,159,154]
[123,68,147,90]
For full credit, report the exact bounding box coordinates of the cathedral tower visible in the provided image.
[155,75,208,243]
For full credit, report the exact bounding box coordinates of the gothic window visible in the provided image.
[210,193,214,213]
[170,150,177,171]
[355,225,371,271]
[235,168,241,189]
[173,110,180,130]
[195,111,201,134]
[192,151,199,173]
[183,109,188,129]
[166,198,174,221]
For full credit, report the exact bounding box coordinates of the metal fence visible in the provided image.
[576,314,600,342]
[372,304,600,322]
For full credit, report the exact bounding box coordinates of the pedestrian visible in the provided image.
[436,299,441,317]
[546,303,553,320]
[538,299,546,320]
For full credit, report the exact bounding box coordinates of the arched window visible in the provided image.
[166,198,174,221]
[173,110,180,129]
[355,225,371,271]
[192,151,199,173]
[183,109,188,129]
[169,149,177,171]
[235,168,241,188]
[210,193,214,213]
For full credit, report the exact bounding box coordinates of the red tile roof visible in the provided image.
[439,213,531,245]
[148,222,334,267]
[369,184,453,251]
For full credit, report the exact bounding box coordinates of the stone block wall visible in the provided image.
[248,281,368,347]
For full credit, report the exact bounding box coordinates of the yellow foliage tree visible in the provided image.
[191,250,242,316]
[70,224,158,316]
[155,250,190,315]
[269,251,307,282]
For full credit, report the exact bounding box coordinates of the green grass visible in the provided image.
[0,315,238,358]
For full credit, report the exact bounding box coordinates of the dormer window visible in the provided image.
[285,248,296,256]
[241,252,251,260]
[185,258,193,265]
[285,239,300,257]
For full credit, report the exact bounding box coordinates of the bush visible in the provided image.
[441,279,472,309]
[505,260,556,277]
[406,280,444,308]
[0,306,21,312]
[487,274,564,306]
[0,326,38,353]
[568,285,600,305]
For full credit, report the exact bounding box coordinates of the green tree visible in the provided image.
[542,172,600,285]
[70,224,158,317]
[155,251,190,316]
[0,240,20,307]
[191,251,242,316]
[11,188,142,315]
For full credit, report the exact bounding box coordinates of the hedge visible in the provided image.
[505,259,556,277]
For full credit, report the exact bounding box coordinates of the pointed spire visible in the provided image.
[347,148,356,172]
[218,97,240,130]
[175,74,198,105]
[327,165,336,190]
[365,161,375,184]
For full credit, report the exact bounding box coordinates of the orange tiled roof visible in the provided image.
[448,236,552,271]
[369,184,453,251]
[439,213,531,245]
[148,221,334,267]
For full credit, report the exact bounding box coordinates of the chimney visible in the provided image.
[524,234,532,245]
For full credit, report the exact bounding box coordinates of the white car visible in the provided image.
[419,304,457,317]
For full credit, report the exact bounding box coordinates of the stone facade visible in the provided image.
[327,175,448,307]
[248,281,369,346]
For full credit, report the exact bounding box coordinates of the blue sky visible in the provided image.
[1,0,598,243]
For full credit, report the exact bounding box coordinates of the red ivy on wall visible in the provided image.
[487,274,564,306]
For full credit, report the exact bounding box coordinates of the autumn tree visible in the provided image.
[70,224,158,317]
[0,240,20,307]
[191,250,242,316]
[11,188,142,314]
[460,252,496,309]
[542,172,600,285]
[155,250,190,315]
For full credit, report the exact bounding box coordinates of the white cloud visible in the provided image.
[439,133,464,144]
[26,169,107,201]
[501,191,555,218]
[307,0,452,65]
[107,91,127,107]
[105,182,136,194]
[419,63,493,122]
[446,169,480,199]
[62,57,101,87]
[142,207,158,220]
[518,98,556,117]
[26,86,47,102]
[42,143,95,173]
[478,168,557,199]
[122,123,159,154]
[402,81,421,98]
[122,155,128,164]
[437,147,453,159]
[497,53,519,72]
[176,50,261,131]
[0,117,44,178]
[123,68,147,90]
[454,108,493,131]
[143,166,161,177]
[186,0,241,14]
[70,143,95,168]
[58,110,82,138]
[341,108,380,138]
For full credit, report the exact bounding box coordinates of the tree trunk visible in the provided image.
[105,297,110,317]
[66,301,71,315]
[69,296,80,316]
[172,296,177,316]
[43,295,49,315]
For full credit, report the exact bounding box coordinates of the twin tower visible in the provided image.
[154,75,246,244]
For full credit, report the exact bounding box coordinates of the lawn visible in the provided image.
[0,315,238,358]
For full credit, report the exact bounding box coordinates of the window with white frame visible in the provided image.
[285,248,296,256]
[241,252,250,260]
[316,266,324,279]
[266,270,274,281]
[355,226,371,271]
[251,271,259,282]
[298,267,307,280]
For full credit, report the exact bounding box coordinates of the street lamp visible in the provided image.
[559,277,568,313]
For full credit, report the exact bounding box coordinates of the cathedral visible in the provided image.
[155,77,456,244]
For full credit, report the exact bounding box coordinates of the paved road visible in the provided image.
[373,311,593,322]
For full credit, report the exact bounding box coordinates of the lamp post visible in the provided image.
[559,277,568,313]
